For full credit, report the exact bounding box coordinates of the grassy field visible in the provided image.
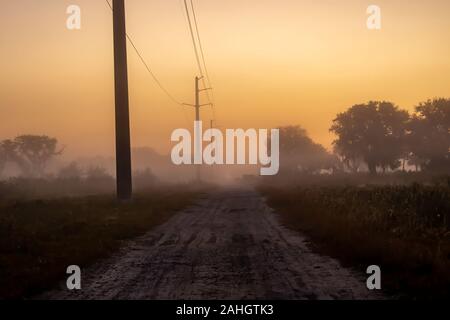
[0,188,199,299]
[260,184,450,299]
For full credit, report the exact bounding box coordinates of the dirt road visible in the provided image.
[42,189,379,300]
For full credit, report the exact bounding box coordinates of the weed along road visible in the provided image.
[41,189,379,300]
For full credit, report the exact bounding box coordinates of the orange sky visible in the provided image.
[1,0,450,158]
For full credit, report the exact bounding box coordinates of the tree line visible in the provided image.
[330,98,449,174]
[1,98,449,178]
[277,98,449,175]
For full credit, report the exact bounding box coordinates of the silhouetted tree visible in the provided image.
[14,135,62,177]
[0,139,31,176]
[57,162,82,180]
[279,125,337,174]
[330,101,409,174]
[408,98,450,172]
[85,166,115,193]
[0,143,6,178]
[133,168,158,190]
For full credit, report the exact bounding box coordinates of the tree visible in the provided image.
[0,143,6,178]
[13,135,62,177]
[279,125,336,174]
[86,166,113,182]
[0,139,31,177]
[133,168,158,190]
[408,98,450,172]
[330,101,409,174]
[85,166,115,192]
[57,162,82,180]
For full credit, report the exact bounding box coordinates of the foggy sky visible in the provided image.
[1,0,450,159]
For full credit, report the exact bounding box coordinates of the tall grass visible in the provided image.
[260,184,450,299]
[0,188,198,299]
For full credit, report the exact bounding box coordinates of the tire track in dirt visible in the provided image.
[40,189,380,300]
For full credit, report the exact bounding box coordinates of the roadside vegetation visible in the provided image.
[0,187,199,299]
[258,97,449,298]
[260,183,450,299]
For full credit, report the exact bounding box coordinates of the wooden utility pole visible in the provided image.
[183,76,212,183]
[194,76,201,182]
[195,76,201,126]
[113,0,132,200]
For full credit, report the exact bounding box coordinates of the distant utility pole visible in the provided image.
[184,76,212,182]
[112,0,132,200]
[209,119,215,182]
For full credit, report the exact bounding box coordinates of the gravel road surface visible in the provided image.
[41,189,379,300]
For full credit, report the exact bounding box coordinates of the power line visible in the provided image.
[105,0,184,108]
[190,0,212,92]
[183,0,217,124]
[189,0,217,123]
[183,0,205,78]
[126,34,183,106]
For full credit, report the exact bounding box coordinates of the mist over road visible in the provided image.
[42,189,378,300]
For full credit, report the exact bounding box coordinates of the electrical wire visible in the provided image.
[190,0,212,93]
[183,0,205,79]
[184,0,217,124]
[105,0,184,107]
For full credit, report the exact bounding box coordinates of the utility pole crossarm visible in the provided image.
[183,103,212,108]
